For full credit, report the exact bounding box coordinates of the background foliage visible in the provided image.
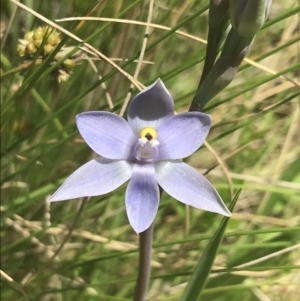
[1,0,299,300]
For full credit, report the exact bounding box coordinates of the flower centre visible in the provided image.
[134,127,159,162]
[140,127,157,140]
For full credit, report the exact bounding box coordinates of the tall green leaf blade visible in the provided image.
[180,189,241,301]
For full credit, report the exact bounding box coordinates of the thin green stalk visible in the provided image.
[133,223,154,301]
[30,89,68,138]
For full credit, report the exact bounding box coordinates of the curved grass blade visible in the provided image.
[180,189,241,301]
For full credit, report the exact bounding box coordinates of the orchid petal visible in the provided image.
[76,112,137,160]
[155,161,231,216]
[128,79,174,135]
[156,112,211,160]
[49,158,133,202]
[125,163,159,233]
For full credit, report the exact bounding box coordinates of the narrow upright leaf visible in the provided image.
[180,189,241,301]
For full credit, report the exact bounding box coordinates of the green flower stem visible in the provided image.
[133,223,154,301]
[199,0,230,86]
[198,26,225,87]
[189,28,251,112]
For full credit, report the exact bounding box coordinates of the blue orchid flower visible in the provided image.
[50,79,231,233]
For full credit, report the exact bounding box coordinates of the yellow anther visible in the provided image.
[140,127,157,141]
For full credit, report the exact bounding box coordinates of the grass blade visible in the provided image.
[180,189,241,301]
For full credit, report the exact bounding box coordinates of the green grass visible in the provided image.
[1,1,299,301]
